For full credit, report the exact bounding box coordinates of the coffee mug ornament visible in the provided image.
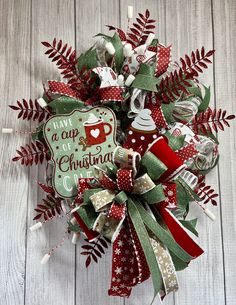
[4,6,235,303]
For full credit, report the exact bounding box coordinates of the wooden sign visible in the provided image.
[44,106,117,198]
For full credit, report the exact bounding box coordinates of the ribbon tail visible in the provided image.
[108,221,137,297]
[127,218,150,284]
[158,207,204,258]
[150,237,178,299]
[155,45,172,77]
[135,200,192,262]
[128,198,162,302]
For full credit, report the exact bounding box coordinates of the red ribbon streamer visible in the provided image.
[157,206,204,258]
[73,178,99,241]
[149,103,168,129]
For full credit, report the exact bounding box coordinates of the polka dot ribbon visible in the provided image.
[99,86,124,103]
[155,45,172,77]
[48,80,79,99]
[149,103,168,129]
[117,169,134,193]
[107,202,126,220]
[176,143,198,162]
[98,170,117,190]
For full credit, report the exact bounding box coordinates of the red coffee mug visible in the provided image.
[84,119,112,146]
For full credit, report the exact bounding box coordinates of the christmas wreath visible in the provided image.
[4,6,235,302]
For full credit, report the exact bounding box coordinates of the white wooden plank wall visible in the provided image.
[0,1,235,305]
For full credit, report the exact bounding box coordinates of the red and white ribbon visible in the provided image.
[48,80,79,99]
[155,45,172,77]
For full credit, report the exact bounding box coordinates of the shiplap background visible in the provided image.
[0,0,235,304]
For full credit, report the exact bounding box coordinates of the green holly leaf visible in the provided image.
[150,39,159,47]
[162,102,175,123]
[131,63,158,92]
[188,84,203,98]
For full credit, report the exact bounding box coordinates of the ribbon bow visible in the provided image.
[72,139,203,300]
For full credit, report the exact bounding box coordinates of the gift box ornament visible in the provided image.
[5,6,235,304]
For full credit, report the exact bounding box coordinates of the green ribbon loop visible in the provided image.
[134,201,193,262]
[76,203,98,229]
[128,198,162,302]
[141,152,167,180]
[83,188,103,205]
[141,184,165,204]
[114,191,128,203]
